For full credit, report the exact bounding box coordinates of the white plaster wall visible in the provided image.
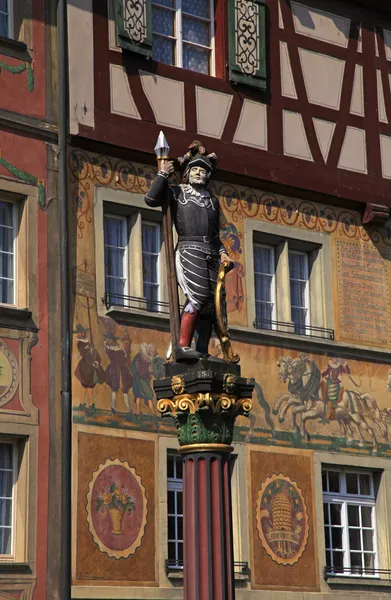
[68,0,95,134]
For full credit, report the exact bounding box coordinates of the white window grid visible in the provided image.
[288,250,310,334]
[167,453,183,567]
[253,243,276,330]
[0,0,13,39]
[0,442,16,557]
[322,468,378,578]
[104,214,128,302]
[0,199,17,307]
[141,220,161,312]
[151,0,215,76]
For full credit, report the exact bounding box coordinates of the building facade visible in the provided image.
[67,0,391,598]
[0,0,60,597]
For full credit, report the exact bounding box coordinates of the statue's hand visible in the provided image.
[159,159,175,176]
[220,252,234,272]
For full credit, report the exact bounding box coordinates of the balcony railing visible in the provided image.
[254,319,335,340]
[166,559,250,577]
[324,566,391,579]
[105,291,171,314]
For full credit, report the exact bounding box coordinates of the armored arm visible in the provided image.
[144,172,171,208]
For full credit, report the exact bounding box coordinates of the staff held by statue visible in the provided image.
[153,132,181,353]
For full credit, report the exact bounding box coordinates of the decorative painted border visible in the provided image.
[85,457,148,559]
[256,472,309,566]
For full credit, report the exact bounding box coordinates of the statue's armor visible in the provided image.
[145,173,225,311]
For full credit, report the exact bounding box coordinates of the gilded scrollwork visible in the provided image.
[157,392,252,417]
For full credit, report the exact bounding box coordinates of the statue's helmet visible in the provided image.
[187,153,215,173]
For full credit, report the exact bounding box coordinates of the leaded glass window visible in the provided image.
[151,0,214,75]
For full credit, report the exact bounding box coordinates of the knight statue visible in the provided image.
[145,142,233,362]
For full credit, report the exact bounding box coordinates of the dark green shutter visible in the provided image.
[228,0,267,89]
[116,0,152,57]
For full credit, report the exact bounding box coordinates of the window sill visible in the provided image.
[0,306,36,330]
[326,575,391,588]
[0,562,32,574]
[0,36,31,61]
[105,305,170,330]
[231,325,391,362]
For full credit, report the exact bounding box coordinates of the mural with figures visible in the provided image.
[70,149,391,457]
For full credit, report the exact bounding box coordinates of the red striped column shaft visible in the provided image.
[183,452,235,600]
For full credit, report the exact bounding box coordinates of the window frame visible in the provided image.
[141,219,162,312]
[322,468,379,578]
[0,198,17,308]
[0,183,38,321]
[288,249,310,334]
[166,452,184,568]
[104,213,129,301]
[151,0,216,76]
[253,242,277,330]
[95,187,168,320]
[0,0,13,39]
[245,219,333,339]
[0,441,17,559]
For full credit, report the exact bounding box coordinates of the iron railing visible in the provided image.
[254,319,335,340]
[166,559,250,577]
[324,566,391,578]
[105,292,171,314]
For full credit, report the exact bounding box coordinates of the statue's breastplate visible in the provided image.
[174,186,218,239]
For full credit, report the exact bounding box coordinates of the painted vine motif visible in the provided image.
[70,149,391,245]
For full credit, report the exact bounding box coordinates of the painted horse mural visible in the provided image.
[273,354,387,451]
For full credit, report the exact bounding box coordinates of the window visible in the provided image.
[0,0,12,38]
[0,443,15,557]
[322,468,378,577]
[249,225,333,339]
[151,0,215,75]
[167,453,183,568]
[0,200,16,306]
[104,214,128,301]
[254,244,276,330]
[103,211,164,312]
[289,250,310,335]
[142,221,161,311]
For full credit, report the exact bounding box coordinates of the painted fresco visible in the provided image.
[249,448,319,591]
[69,149,391,456]
[74,430,156,586]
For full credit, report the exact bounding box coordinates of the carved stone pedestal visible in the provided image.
[154,359,254,600]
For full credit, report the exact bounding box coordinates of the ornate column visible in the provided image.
[155,359,254,600]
